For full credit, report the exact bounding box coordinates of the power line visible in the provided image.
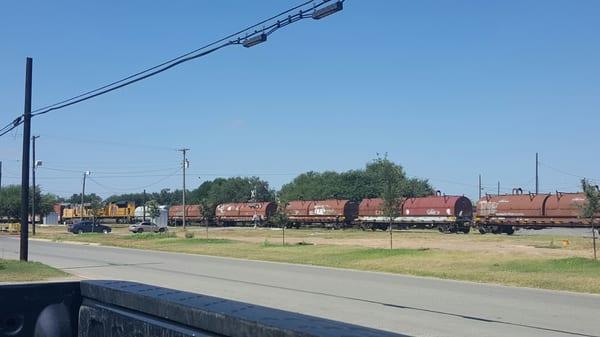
[87,169,181,192]
[28,0,321,115]
[0,0,341,137]
[539,161,599,182]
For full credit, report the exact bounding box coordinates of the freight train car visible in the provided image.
[168,205,203,226]
[215,202,276,226]
[475,189,597,234]
[356,194,472,233]
[285,199,358,228]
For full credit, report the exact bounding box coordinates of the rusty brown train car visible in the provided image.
[285,199,358,228]
[475,190,598,234]
[357,195,472,233]
[168,205,203,226]
[215,202,277,226]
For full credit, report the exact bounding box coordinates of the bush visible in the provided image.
[184,231,195,239]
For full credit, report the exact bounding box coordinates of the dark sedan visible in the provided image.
[68,221,112,234]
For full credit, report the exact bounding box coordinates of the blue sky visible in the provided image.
[1,0,598,201]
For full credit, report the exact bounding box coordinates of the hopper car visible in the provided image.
[475,188,599,234]
[215,201,277,226]
[285,199,358,229]
[168,204,203,226]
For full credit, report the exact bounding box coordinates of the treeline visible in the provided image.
[0,185,61,220]
[0,158,434,220]
[279,159,433,202]
[102,158,433,207]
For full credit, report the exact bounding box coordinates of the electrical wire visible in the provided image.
[87,169,181,192]
[0,1,338,136]
[29,0,321,115]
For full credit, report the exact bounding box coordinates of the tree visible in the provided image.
[88,199,104,223]
[581,179,600,260]
[0,185,22,220]
[187,176,276,223]
[375,155,403,250]
[0,185,61,221]
[66,193,102,205]
[271,198,289,245]
[279,158,434,202]
[145,200,161,219]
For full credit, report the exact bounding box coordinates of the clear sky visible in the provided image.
[1,0,598,201]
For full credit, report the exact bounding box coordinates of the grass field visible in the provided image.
[31,225,600,293]
[0,259,69,282]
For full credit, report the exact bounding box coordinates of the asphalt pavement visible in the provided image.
[1,236,598,337]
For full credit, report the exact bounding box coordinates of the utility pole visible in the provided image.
[143,189,147,222]
[478,174,482,200]
[80,171,90,221]
[497,181,500,196]
[31,135,40,235]
[178,148,189,229]
[535,152,539,194]
[0,160,3,191]
[20,58,32,262]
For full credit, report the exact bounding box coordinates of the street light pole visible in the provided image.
[20,57,33,262]
[81,171,90,221]
[178,148,189,229]
[32,135,40,235]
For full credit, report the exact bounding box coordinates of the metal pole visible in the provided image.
[535,152,539,194]
[32,135,39,236]
[81,172,87,221]
[178,148,189,229]
[20,57,32,262]
[143,189,146,222]
[478,174,482,200]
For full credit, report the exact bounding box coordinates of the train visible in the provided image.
[56,188,599,234]
[58,202,136,223]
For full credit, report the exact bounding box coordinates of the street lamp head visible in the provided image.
[35,160,42,168]
[312,1,343,20]
[85,171,91,176]
[243,33,267,48]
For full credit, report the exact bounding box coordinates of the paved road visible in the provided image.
[1,237,598,337]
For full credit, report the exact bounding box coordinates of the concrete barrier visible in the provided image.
[0,280,406,337]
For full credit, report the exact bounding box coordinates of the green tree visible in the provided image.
[66,193,102,205]
[88,199,104,223]
[145,200,161,219]
[375,155,403,249]
[581,179,600,260]
[279,158,434,202]
[187,177,275,223]
[0,185,22,220]
[270,198,289,245]
[0,185,61,221]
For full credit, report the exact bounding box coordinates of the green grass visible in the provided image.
[0,259,68,282]
[36,229,600,294]
[499,257,600,275]
[123,232,177,240]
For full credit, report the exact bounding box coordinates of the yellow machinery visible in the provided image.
[61,202,136,223]
[0,223,21,233]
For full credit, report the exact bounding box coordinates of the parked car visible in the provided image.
[128,221,167,233]
[68,221,112,234]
